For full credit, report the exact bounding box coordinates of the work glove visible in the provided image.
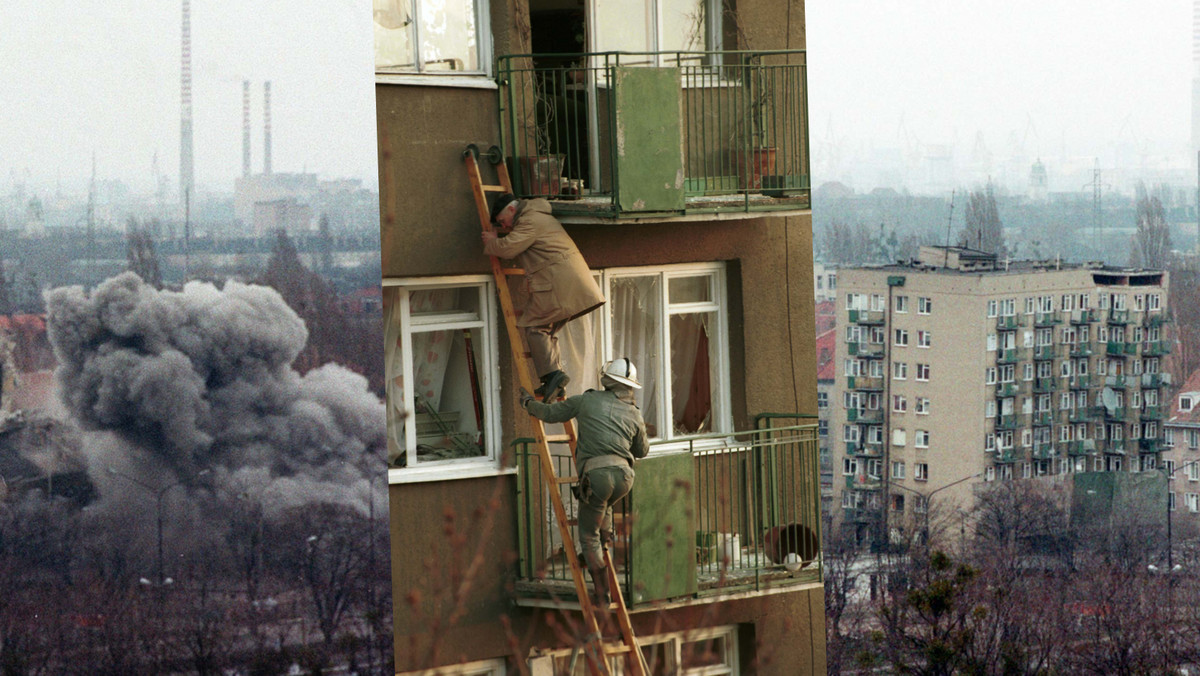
[519,387,535,409]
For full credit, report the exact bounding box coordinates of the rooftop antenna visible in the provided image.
[944,189,955,268]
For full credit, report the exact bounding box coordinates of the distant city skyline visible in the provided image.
[808,0,1192,195]
[2,0,378,195]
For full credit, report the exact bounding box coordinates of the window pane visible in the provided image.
[410,286,480,322]
[611,275,662,437]
[595,0,651,54]
[669,274,712,304]
[661,0,712,52]
[409,328,486,464]
[682,635,728,668]
[374,0,416,70]
[670,312,716,435]
[419,0,480,72]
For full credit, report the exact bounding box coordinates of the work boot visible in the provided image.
[588,564,612,608]
[535,370,570,401]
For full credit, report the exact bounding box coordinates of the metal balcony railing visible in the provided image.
[513,416,821,608]
[1035,311,1061,327]
[848,309,885,325]
[497,50,809,218]
[1108,309,1129,324]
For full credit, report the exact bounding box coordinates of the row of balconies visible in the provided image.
[993,308,1168,329]
[987,436,1164,462]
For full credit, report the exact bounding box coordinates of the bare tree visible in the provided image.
[125,218,163,290]
[1129,182,1172,269]
[958,182,1006,257]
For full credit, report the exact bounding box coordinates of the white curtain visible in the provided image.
[670,312,714,434]
[610,276,660,437]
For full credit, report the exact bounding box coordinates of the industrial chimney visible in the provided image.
[242,80,251,177]
[263,81,272,176]
[179,0,194,203]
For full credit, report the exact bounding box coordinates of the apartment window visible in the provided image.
[843,458,858,476]
[1038,296,1053,313]
[1134,294,1145,312]
[1001,465,1013,480]
[1001,298,1016,316]
[1149,294,1161,311]
[1022,429,1032,447]
[871,327,886,344]
[1098,326,1108,341]
[1099,293,1109,310]
[987,334,997,352]
[998,431,1014,449]
[844,391,861,409]
[867,425,883,444]
[1182,396,1195,413]
[918,330,931,348]
[1061,327,1076,344]
[844,359,863,377]
[1022,463,1032,479]
[1037,361,1053,379]
[1023,363,1034,381]
[1140,455,1157,472]
[1112,294,1127,311]
[916,364,930,381]
[846,293,867,311]
[1079,293,1090,309]
[1024,297,1036,314]
[867,459,883,479]
[1189,463,1200,482]
[375,0,491,76]
[985,466,996,481]
[845,325,863,343]
[1097,359,1107,375]
[1060,361,1072,378]
[918,297,932,314]
[894,329,909,347]
[1023,330,1034,348]
[985,433,996,451]
[606,265,731,440]
[869,360,884,377]
[895,295,910,313]
[1036,328,1053,346]
[893,395,908,413]
[987,299,998,318]
[1094,457,1104,471]
[915,397,930,415]
[1076,359,1088,376]
[818,419,828,437]
[893,362,908,380]
[817,391,828,409]
[891,494,905,512]
[867,392,882,410]
[1133,326,1144,343]
[1165,427,1175,447]
[1190,429,1199,450]
[843,425,860,442]
[1131,390,1142,408]
[386,278,500,481]
[1061,294,1075,312]
[915,429,930,448]
[892,461,906,479]
[594,0,727,56]
[1170,492,1177,511]
[986,400,996,418]
[871,294,885,311]
[986,367,997,385]
[1166,459,1177,476]
[1188,493,1200,513]
[892,429,907,447]
[915,462,929,481]
[1075,457,1087,473]
[999,364,1014,382]
[1060,392,1072,411]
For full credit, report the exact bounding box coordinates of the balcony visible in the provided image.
[1139,438,1162,453]
[845,507,878,524]
[1069,342,1093,357]
[1034,377,1057,393]
[995,316,1021,330]
[1069,375,1092,389]
[847,342,884,359]
[996,348,1021,364]
[1106,341,1131,357]
[846,474,882,491]
[1068,439,1098,456]
[995,382,1020,398]
[848,309,885,326]
[1033,345,1057,360]
[1144,313,1168,327]
[1140,406,1165,421]
[498,50,809,220]
[1141,373,1171,388]
[1035,311,1061,327]
[1108,309,1129,325]
[1102,440,1126,455]
[847,408,883,424]
[994,449,1019,464]
[1103,407,1127,421]
[995,414,1021,430]
[847,375,884,391]
[1142,341,1171,356]
[1034,411,1055,426]
[514,416,821,609]
[1105,374,1127,389]
[1069,407,1094,424]
[1032,441,1056,459]
[1071,309,1097,324]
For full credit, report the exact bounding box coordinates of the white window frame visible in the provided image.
[387,276,505,485]
[402,657,508,676]
[895,295,910,313]
[918,296,932,314]
[374,0,495,84]
[915,462,929,481]
[545,624,739,675]
[894,328,909,347]
[916,363,930,381]
[603,263,733,448]
[893,361,908,380]
[916,397,930,415]
[892,461,906,479]
[915,429,930,448]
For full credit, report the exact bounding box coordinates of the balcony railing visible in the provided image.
[847,342,884,359]
[996,316,1021,330]
[1070,342,1093,357]
[1069,375,1092,389]
[1071,309,1097,324]
[498,50,809,219]
[1034,377,1057,393]
[847,375,884,391]
[1108,309,1129,324]
[1032,441,1056,459]
[1034,345,1057,360]
[997,348,1021,364]
[1144,313,1168,327]
[513,416,821,609]
[848,309,885,325]
[1035,311,1061,327]
[1105,374,1127,389]
[1142,341,1171,356]
[1142,372,1171,388]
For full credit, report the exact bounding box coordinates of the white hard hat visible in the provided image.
[601,358,642,388]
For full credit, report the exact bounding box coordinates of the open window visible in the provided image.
[374,0,491,78]
[385,277,502,483]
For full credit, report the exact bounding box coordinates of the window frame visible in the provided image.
[386,276,507,485]
[603,263,732,449]
[374,0,496,84]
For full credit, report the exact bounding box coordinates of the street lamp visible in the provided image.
[1160,458,1200,569]
[106,466,210,586]
[888,473,983,545]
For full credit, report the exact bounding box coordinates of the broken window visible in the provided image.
[385,278,499,479]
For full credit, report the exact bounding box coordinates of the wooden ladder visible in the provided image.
[463,145,647,676]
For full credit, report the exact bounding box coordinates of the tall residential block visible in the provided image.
[831,246,1171,546]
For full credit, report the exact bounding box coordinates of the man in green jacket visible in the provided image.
[521,358,648,606]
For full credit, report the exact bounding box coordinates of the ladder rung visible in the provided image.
[545,434,572,443]
[502,267,525,275]
[481,184,508,192]
[555,475,578,484]
[603,644,631,655]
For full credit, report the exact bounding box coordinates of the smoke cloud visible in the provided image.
[44,272,385,526]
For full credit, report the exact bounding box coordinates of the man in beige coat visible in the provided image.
[483,194,605,400]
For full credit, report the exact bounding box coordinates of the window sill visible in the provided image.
[389,463,516,485]
[375,73,497,90]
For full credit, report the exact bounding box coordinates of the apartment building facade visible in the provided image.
[378,1,825,673]
[831,246,1171,546]
[1163,370,1200,524]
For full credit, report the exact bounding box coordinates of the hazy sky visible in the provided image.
[807,0,1192,164]
[2,1,379,194]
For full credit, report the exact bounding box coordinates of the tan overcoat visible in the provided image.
[483,199,605,327]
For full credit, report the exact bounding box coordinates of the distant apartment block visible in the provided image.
[1164,371,1200,519]
[831,246,1171,546]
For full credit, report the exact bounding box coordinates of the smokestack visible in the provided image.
[179,0,194,203]
[263,81,272,176]
[242,80,251,178]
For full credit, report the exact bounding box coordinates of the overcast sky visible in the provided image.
[807,0,1192,165]
[2,1,378,194]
